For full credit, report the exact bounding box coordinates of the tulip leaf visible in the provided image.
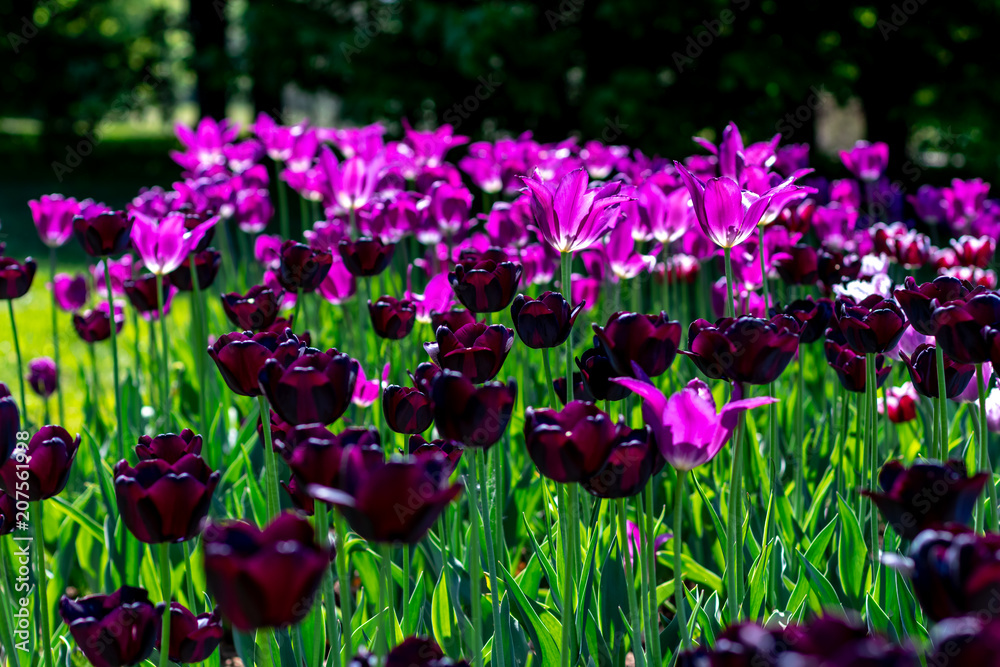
[431,568,461,657]
[404,570,425,636]
[232,629,257,667]
[574,522,601,656]
[656,550,722,592]
[836,495,867,604]
[692,474,726,546]
[500,562,560,667]
[521,512,560,610]
[866,593,891,636]
[746,538,775,620]
[50,490,103,542]
[787,520,836,611]
[803,467,835,536]
[795,552,843,612]
[598,535,627,648]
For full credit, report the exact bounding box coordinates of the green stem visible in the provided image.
[465,459,484,667]
[34,501,53,667]
[476,450,506,667]
[105,263,125,461]
[314,503,340,667]
[155,273,170,430]
[277,160,290,240]
[795,353,805,517]
[866,354,879,577]
[257,396,281,520]
[379,543,393,656]
[334,513,353,661]
[6,300,26,424]
[48,248,64,425]
[0,541,21,667]
[723,247,736,319]
[757,228,771,312]
[674,470,689,650]
[561,252,574,403]
[190,260,209,442]
[643,483,661,667]
[935,344,949,459]
[542,348,559,408]
[660,246,670,315]
[977,364,999,531]
[616,499,645,667]
[725,410,744,624]
[183,542,198,614]
[158,542,172,667]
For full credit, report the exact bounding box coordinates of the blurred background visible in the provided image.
[0,0,998,255]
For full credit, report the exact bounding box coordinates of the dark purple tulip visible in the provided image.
[0,425,79,501]
[338,237,396,276]
[524,401,623,483]
[901,343,975,399]
[282,476,315,515]
[208,330,291,397]
[73,304,124,343]
[168,248,222,291]
[114,453,219,543]
[157,603,223,664]
[929,616,1000,665]
[824,336,890,393]
[27,357,58,398]
[682,316,800,385]
[221,285,283,331]
[52,272,89,311]
[931,292,1000,364]
[73,210,133,257]
[582,425,662,498]
[408,436,463,479]
[424,322,514,384]
[449,250,523,313]
[203,513,330,630]
[270,421,344,460]
[59,586,164,667]
[383,385,433,434]
[369,295,417,339]
[124,273,172,316]
[592,311,682,378]
[772,297,833,345]
[835,295,909,355]
[0,490,17,535]
[288,426,380,492]
[816,248,861,290]
[136,429,203,463]
[894,276,975,336]
[863,460,987,540]
[0,256,37,299]
[307,444,462,545]
[576,344,632,401]
[385,637,461,667]
[554,372,596,405]
[510,291,583,349]
[0,383,18,467]
[431,371,517,450]
[409,362,443,396]
[277,240,332,293]
[259,348,359,425]
[430,308,477,332]
[772,244,818,285]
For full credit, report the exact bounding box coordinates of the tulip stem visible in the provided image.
[379,543,393,656]
[0,539,22,667]
[314,503,340,667]
[190,260,210,443]
[794,353,805,518]
[334,513,353,661]
[542,348,559,408]
[277,159,291,240]
[464,461,484,667]
[674,470,689,650]
[725,412,743,625]
[643,482,661,667]
[722,248,735,319]
[155,273,171,430]
[6,300,26,424]
[475,450,506,667]
[48,248,64,426]
[256,396,281,520]
[615,498,645,667]
[104,263,125,461]
[561,252,574,403]
[158,542,172,667]
[183,542,198,614]
[32,501,53,667]
[976,364,999,532]
[866,353,880,585]
[358,279,369,373]
[935,345,949,459]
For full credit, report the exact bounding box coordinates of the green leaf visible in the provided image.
[866,594,891,635]
[746,538,774,620]
[431,569,461,656]
[500,562,560,667]
[836,495,867,603]
[521,512,560,610]
[404,571,425,637]
[796,552,843,612]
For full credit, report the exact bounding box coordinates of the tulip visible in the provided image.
[259,348,359,425]
[383,636,459,667]
[287,427,380,495]
[449,251,523,313]
[863,460,987,540]
[383,385,434,434]
[30,194,81,247]
[580,425,662,498]
[901,343,974,398]
[682,316,800,385]
[369,295,417,339]
[576,344,632,401]
[824,336,890,393]
[524,401,623,483]
[339,237,396,276]
[353,362,390,407]
[840,140,889,181]
[424,322,514,384]
[92,255,135,297]
[878,382,919,423]
[73,302,124,343]
[59,586,164,667]
[408,436,463,478]
[203,513,330,630]
[221,285,283,331]
[168,248,222,291]
[74,210,133,258]
[931,292,1000,364]
[0,383,19,465]
[0,490,17,536]
[130,211,211,276]
[771,244,818,285]
[124,274,176,320]
[593,311,682,378]
[431,371,516,450]
[510,292,583,349]
[929,616,1000,665]
[773,297,833,344]
[430,308,476,332]
[157,603,224,664]
[307,444,462,544]
[282,476,315,515]
[0,256,36,299]
[51,272,89,311]
[834,295,909,355]
[951,235,996,268]
[208,330,302,397]
[136,429,203,463]
[277,240,333,293]
[0,425,79,501]
[27,357,58,398]
[894,276,974,336]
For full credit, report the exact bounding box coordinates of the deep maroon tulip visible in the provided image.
[203,513,330,630]
[824,336,890,393]
[554,372,596,405]
[221,285,283,331]
[169,248,222,291]
[114,453,219,543]
[901,343,975,398]
[73,303,123,343]
[816,248,861,290]
[277,240,332,293]
[430,308,477,332]
[931,292,1000,364]
[282,476,315,515]
[576,344,632,401]
[383,385,433,434]
[581,426,662,498]
[369,296,417,339]
[409,362,443,396]
[592,311,682,378]
[863,460,987,540]
[287,426,380,492]
[929,616,1000,665]
[682,316,800,385]
[383,637,452,667]
[835,295,909,355]
[59,586,164,667]
[27,357,58,398]
[338,237,396,276]
[951,235,996,268]
[73,210,132,257]
[259,348,359,425]
[431,371,516,450]
[136,429,203,463]
[510,291,583,349]
[773,297,833,344]
[157,603,223,664]
[408,436,463,480]
[894,276,975,336]
[524,401,625,483]
[0,383,18,466]
[424,322,514,384]
[449,251,523,313]
[0,257,36,299]
[772,244,818,285]
[208,330,297,397]
[307,444,462,544]
[0,490,17,535]
[0,425,79,501]
[124,274,172,316]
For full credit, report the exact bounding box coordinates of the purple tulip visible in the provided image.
[0,256,36,299]
[352,362,390,408]
[840,140,889,181]
[773,297,833,345]
[510,291,583,349]
[0,425,79,501]
[157,603,224,664]
[448,249,523,313]
[50,272,89,311]
[277,240,333,293]
[408,436,463,479]
[431,371,516,450]
[74,210,132,258]
[835,295,909,355]
[208,329,305,397]
[0,383,19,466]
[339,237,396,276]
[893,276,975,337]
[772,244,818,285]
[92,254,135,297]
[136,429,203,463]
[430,308,477,332]
[524,401,625,483]
[825,333,891,394]
[168,248,222,291]
[576,343,632,401]
[580,425,662,498]
[383,385,434,434]
[682,316,800,385]
[124,274,177,320]
[73,302,124,343]
[593,311,682,379]
[424,322,514,384]
[27,357,57,398]
[259,348,359,425]
[932,292,1000,364]
[901,343,975,399]
[288,426,380,494]
[130,211,210,275]
[221,285,283,331]
[59,586,164,667]
[30,194,81,247]
[369,295,417,339]
[318,146,384,212]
